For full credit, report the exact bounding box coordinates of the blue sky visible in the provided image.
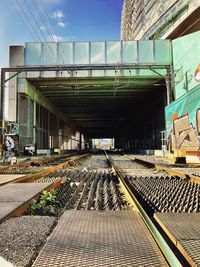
[0,0,123,67]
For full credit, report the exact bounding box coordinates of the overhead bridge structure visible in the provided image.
[1,40,172,151]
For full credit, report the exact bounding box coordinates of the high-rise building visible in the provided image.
[121,0,200,40]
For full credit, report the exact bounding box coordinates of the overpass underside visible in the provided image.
[28,73,167,149]
[1,40,172,152]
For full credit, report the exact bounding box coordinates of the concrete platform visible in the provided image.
[155,213,200,266]
[0,183,52,223]
[0,174,25,185]
[33,210,167,267]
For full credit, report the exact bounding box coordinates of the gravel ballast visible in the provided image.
[0,216,56,267]
[75,155,110,170]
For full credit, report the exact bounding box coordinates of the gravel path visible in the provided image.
[0,216,56,267]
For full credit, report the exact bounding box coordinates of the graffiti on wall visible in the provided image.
[3,135,19,158]
[169,110,200,152]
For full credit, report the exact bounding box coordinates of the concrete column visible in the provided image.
[33,101,36,144]
[48,111,50,149]
[79,133,82,149]
[9,46,24,122]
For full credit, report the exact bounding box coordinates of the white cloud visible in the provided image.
[50,35,65,42]
[49,10,64,19]
[40,25,46,31]
[58,22,65,28]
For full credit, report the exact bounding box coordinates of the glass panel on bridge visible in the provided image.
[58,43,73,64]
[138,40,154,64]
[106,41,121,64]
[41,43,57,65]
[25,43,41,65]
[122,41,137,64]
[74,42,89,64]
[91,42,105,64]
[25,40,172,68]
[154,40,171,64]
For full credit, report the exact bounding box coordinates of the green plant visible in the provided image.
[40,189,57,205]
[28,189,58,215]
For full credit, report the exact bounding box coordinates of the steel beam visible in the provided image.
[1,64,171,73]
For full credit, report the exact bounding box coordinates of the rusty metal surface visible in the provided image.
[33,210,167,267]
[0,183,52,202]
[155,213,200,266]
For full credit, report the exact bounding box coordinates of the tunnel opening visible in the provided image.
[25,75,167,153]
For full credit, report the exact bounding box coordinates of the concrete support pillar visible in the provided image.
[48,111,50,149]
[9,46,24,122]
[33,101,36,144]
[79,133,82,149]
[0,70,5,148]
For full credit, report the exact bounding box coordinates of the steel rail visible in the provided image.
[15,153,89,183]
[0,153,89,186]
[124,154,200,185]
[154,213,198,267]
[122,154,200,266]
[0,154,66,172]
[105,151,184,267]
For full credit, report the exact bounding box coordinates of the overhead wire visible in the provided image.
[113,40,132,96]
[23,0,59,65]
[32,0,69,69]
[12,0,58,65]
[33,0,77,80]
[31,0,68,77]
[40,0,72,70]
[11,0,39,43]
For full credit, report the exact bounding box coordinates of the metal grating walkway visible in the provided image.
[0,174,25,185]
[0,183,52,222]
[155,213,200,266]
[0,183,52,202]
[33,210,167,267]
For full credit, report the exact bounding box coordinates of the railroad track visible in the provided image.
[107,152,200,267]
[0,152,89,186]
[0,152,83,174]
[1,152,200,266]
[123,154,200,185]
[0,153,89,224]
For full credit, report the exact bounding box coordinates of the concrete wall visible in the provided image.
[7,45,86,151]
[17,79,86,151]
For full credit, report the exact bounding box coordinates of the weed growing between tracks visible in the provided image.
[27,180,77,216]
[28,189,60,216]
